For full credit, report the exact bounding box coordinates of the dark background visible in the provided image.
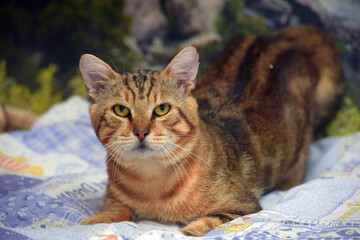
[1,0,359,135]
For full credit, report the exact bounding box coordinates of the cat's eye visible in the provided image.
[154,104,170,117]
[113,105,130,117]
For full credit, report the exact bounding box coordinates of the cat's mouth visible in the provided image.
[133,142,152,154]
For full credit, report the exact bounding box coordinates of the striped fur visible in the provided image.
[80,25,344,236]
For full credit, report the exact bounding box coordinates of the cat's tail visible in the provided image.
[312,63,344,130]
[311,34,344,130]
[283,25,345,130]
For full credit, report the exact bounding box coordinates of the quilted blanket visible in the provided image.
[0,96,359,240]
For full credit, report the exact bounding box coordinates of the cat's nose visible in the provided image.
[134,128,150,140]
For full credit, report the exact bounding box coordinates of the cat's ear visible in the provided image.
[79,54,116,98]
[162,46,199,94]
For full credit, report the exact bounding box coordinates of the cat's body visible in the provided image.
[80,25,343,236]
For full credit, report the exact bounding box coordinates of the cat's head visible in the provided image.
[79,47,200,167]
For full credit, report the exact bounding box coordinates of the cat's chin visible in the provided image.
[132,146,153,155]
[131,141,152,153]
[121,146,156,161]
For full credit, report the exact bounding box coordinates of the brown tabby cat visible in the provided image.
[79,25,343,236]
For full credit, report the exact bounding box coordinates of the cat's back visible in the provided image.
[194,25,343,129]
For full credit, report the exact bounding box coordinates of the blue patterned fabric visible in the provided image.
[0,96,359,239]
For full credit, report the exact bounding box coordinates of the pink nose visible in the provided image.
[134,129,150,140]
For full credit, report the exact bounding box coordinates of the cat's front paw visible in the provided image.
[180,226,210,237]
[180,216,223,236]
[81,213,113,225]
[81,208,133,225]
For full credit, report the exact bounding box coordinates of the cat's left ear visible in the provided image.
[162,46,199,94]
[79,54,116,98]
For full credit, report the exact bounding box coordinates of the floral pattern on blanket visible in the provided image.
[0,97,359,240]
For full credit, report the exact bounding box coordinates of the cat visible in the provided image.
[79,25,343,236]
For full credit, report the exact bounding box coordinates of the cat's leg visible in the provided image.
[180,213,239,236]
[81,198,133,225]
[275,130,311,190]
[180,196,262,236]
[179,180,263,236]
[275,160,305,190]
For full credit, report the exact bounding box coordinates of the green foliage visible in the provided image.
[0,0,137,113]
[31,64,63,113]
[0,60,62,114]
[324,81,360,136]
[343,81,360,107]
[326,97,360,136]
[335,39,347,53]
[0,60,7,103]
[68,74,88,98]
[217,0,274,42]
[0,0,135,88]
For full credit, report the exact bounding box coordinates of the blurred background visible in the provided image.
[0,0,359,136]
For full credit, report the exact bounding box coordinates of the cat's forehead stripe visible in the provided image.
[123,70,158,100]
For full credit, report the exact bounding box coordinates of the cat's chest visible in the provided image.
[121,180,203,223]
[111,160,205,222]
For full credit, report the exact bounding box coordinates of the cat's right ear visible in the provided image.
[79,54,116,98]
[161,46,199,94]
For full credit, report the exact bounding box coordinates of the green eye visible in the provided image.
[154,104,170,116]
[113,105,130,117]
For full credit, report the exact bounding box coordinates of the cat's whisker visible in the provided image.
[102,141,121,150]
[165,143,195,176]
[162,145,200,219]
[99,133,117,140]
[106,150,119,166]
[84,149,106,165]
[113,146,123,181]
[168,132,194,136]
[163,144,186,183]
[88,139,118,162]
[102,142,122,166]
[165,143,195,194]
[105,143,122,166]
[107,56,120,74]
[167,141,216,174]
[97,138,116,147]
[166,133,195,138]
[161,146,181,184]
[109,145,123,182]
